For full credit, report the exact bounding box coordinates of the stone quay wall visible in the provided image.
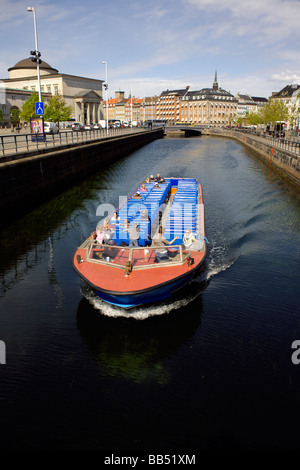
[0,129,163,221]
[204,129,300,188]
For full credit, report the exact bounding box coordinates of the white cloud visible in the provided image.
[185,0,300,41]
[270,71,300,83]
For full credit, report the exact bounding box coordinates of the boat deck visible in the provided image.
[89,244,185,268]
[99,177,205,247]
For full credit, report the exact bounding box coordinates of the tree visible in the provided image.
[20,92,40,122]
[44,94,72,123]
[10,108,20,127]
[262,99,289,126]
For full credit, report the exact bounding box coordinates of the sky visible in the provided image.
[0,0,300,99]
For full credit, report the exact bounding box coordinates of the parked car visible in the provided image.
[84,124,93,130]
[98,120,107,128]
[72,122,84,131]
[93,123,102,130]
[44,121,59,134]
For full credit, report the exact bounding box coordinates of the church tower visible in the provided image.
[213,70,218,91]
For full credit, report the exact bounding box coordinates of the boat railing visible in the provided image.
[86,242,192,269]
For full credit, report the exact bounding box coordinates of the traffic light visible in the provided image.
[30,50,42,64]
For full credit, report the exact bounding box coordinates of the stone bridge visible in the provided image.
[165,125,204,137]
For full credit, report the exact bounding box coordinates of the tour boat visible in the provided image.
[73,177,207,309]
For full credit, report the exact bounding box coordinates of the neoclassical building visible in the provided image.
[156,73,239,126]
[1,57,104,124]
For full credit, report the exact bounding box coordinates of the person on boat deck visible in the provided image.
[154,182,161,189]
[103,219,115,244]
[141,209,150,221]
[149,174,155,181]
[132,190,142,199]
[140,183,147,192]
[183,229,197,248]
[110,211,119,225]
[96,228,105,244]
[151,226,178,261]
[128,223,140,246]
[103,240,119,260]
[144,177,150,183]
[122,219,130,231]
[155,173,165,183]
[118,219,130,246]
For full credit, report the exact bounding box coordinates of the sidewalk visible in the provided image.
[0,127,29,135]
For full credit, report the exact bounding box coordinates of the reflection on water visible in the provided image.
[76,288,203,384]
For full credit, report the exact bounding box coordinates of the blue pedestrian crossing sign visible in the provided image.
[35,102,44,115]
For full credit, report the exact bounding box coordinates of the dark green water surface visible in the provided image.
[0,135,300,450]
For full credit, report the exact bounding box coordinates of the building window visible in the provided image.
[54,85,58,95]
[47,86,51,93]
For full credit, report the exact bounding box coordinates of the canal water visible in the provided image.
[0,135,300,451]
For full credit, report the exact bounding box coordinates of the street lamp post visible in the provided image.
[102,61,108,135]
[131,82,133,130]
[27,6,41,103]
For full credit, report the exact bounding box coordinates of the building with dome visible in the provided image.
[0,57,104,127]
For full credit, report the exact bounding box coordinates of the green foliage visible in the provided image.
[0,108,3,122]
[10,108,20,125]
[44,94,72,122]
[20,92,40,122]
[262,99,289,125]
[20,92,73,124]
[238,100,289,127]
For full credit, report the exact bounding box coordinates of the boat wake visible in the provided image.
[204,241,237,281]
[81,284,203,320]
[81,243,236,320]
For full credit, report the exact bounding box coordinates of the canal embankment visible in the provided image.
[203,128,300,188]
[0,128,163,222]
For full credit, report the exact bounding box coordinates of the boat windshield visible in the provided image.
[87,243,191,269]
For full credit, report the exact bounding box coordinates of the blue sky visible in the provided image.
[1,0,299,99]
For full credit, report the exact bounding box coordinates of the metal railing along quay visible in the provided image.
[209,127,300,156]
[0,127,148,158]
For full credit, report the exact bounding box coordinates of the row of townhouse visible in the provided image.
[103,91,158,124]
[104,73,299,130]
[103,73,268,127]
[156,74,269,126]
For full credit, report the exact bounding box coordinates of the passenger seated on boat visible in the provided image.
[122,219,130,231]
[154,182,161,189]
[151,226,178,262]
[132,190,142,199]
[118,219,130,245]
[103,221,115,244]
[96,229,105,244]
[110,211,119,225]
[155,173,165,183]
[149,174,155,181]
[144,177,150,183]
[141,209,150,221]
[183,229,202,250]
[140,183,147,192]
[103,241,119,260]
